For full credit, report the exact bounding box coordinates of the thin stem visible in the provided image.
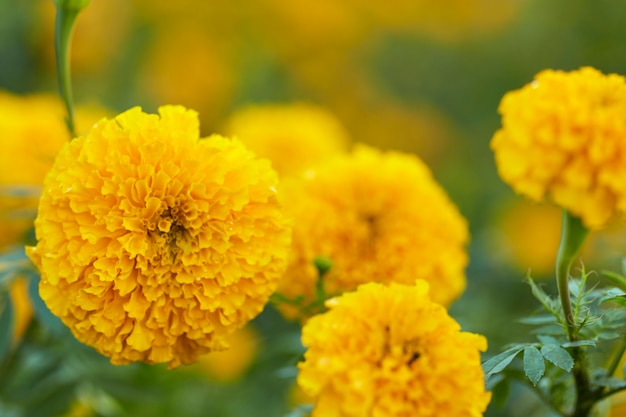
[54,0,91,139]
[555,210,589,341]
[606,338,626,378]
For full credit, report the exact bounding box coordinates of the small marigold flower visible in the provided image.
[0,91,106,249]
[223,103,350,176]
[298,281,491,417]
[27,105,291,368]
[276,145,468,318]
[491,67,626,229]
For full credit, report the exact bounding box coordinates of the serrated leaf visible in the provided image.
[0,295,14,362]
[482,346,525,380]
[560,340,596,348]
[531,325,566,336]
[537,335,560,345]
[541,345,574,372]
[523,346,545,386]
[518,315,558,325]
[594,376,626,390]
[527,278,555,311]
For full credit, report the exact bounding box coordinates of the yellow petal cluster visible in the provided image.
[27,105,291,368]
[276,145,468,318]
[298,281,491,417]
[491,67,626,229]
[223,103,350,176]
[0,91,106,250]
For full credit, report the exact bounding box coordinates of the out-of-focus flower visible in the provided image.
[276,145,468,319]
[491,67,626,229]
[137,22,235,129]
[195,325,259,383]
[27,105,291,368]
[34,0,133,75]
[223,103,350,176]
[0,91,107,250]
[298,281,490,417]
[348,0,523,42]
[8,278,33,344]
[495,200,561,276]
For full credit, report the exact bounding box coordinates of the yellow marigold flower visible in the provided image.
[298,281,491,417]
[195,325,259,382]
[27,105,291,368]
[223,103,350,176]
[276,145,468,318]
[495,200,561,276]
[491,67,626,229]
[0,91,107,250]
[9,278,34,344]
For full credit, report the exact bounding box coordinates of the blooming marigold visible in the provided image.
[0,91,106,249]
[223,103,350,176]
[298,281,491,417]
[276,145,468,318]
[27,105,291,368]
[491,67,626,229]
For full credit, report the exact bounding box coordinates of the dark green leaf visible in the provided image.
[489,377,510,409]
[0,295,14,362]
[541,345,574,372]
[523,346,545,386]
[531,325,566,336]
[482,346,525,380]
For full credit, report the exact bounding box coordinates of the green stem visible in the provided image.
[555,210,589,341]
[54,0,91,139]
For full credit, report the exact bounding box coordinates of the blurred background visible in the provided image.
[2,0,626,416]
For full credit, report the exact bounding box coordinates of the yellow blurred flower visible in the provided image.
[0,91,107,250]
[298,281,490,417]
[495,200,561,276]
[8,278,34,344]
[491,67,626,229]
[137,22,235,129]
[195,325,259,383]
[223,103,350,176]
[27,105,291,368]
[276,145,468,319]
[34,0,133,75]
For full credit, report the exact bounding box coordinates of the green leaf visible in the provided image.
[537,335,561,345]
[518,315,558,325]
[482,346,525,380]
[560,340,596,348]
[523,346,545,386]
[593,375,626,390]
[527,277,556,312]
[541,345,574,372]
[0,294,14,362]
[489,376,510,409]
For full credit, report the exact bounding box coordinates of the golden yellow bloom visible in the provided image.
[276,145,468,318]
[27,106,291,368]
[223,103,350,176]
[298,281,491,417]
[491,67,626,229]
[9,278,34,344]
[195,325,259,382]
[0,91,107,250]
[495,200,561,276]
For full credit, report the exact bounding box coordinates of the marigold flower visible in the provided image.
[491,67,626,229]
[276,145,468,318]
[0,91,106,250]
[27,105,291,368]
[223,103,350,176]
[298,281,491,417]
